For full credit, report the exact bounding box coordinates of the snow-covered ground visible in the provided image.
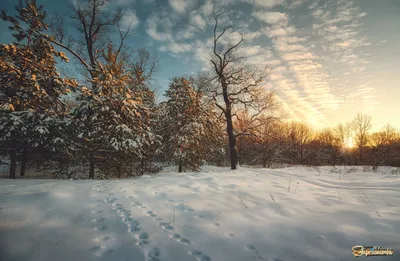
[1,166,399,261]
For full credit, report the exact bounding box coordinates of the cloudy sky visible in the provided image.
[1,0,399,131]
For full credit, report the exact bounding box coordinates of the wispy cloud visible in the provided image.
[311,0,371,72]
[176,25,198,40]
[189,11,207,30]
[160,42,193,54]
[168,0,195,13]
[145,12,174,41]
[252,3,342,126]
[253,11,288,24]
[310,0,376,112]
[242,0,285,8]
[201,0,214,16]
[120,9,139,30]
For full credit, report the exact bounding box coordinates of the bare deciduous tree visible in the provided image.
[47,0,124,77]
[352,113,372,164]
[251,120,289,168]
[334,123,352,148]
[369,124,399,167]
[205,10,278,170]
[287,122,313,165]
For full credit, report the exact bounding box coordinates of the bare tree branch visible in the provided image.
[47,36,91,70]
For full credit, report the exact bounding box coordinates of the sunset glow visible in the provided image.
[345,137,355,149]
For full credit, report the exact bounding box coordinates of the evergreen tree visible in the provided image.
[163,77,224,172]
[0,1,75,178]
[128,49,161,175]
[70,45,158,178]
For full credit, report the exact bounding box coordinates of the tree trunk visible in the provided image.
[178,163,182,173]
[267,161,272,168]
[89,156,95,179]
[9,149,17,179]
[20,149,28,177]
[262,152,267,168]
[225,107,238,170]
[36,160,40,171]
[359,147,364,165]
[220,79,238,170]
[117,163,121,178]
[140,156,145,175]
[300,144,303,165]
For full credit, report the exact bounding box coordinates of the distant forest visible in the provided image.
[1,1,399,179]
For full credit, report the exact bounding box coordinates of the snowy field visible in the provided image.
[1,166,399,261]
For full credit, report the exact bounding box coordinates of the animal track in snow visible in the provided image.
[123,216,133,222]
[147,247,161,261]
[244,244,267,259]
[89,183,118,258]
[146,210,158,219]
[136,232,150,246]
[132,201,146,208]
[129,220,142,232]
[189,250,212,261]
[120,190,203,258]
[170,233,191,245]
[158,222,174,231]
[116,205,141,233]
[132,198,193,247]
[245,244,256,251]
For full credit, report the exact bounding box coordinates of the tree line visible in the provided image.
[1,1,399,179]
[234,113,400,168]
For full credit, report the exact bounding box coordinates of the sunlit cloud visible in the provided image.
[251,5,340,125]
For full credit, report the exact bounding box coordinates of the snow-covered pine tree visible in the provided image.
[128,49,161,175]
[0,1,75,178]
[153,101,170,165]
[197,99,226,167]
[71,45,158,178]
[163,77,224,172]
